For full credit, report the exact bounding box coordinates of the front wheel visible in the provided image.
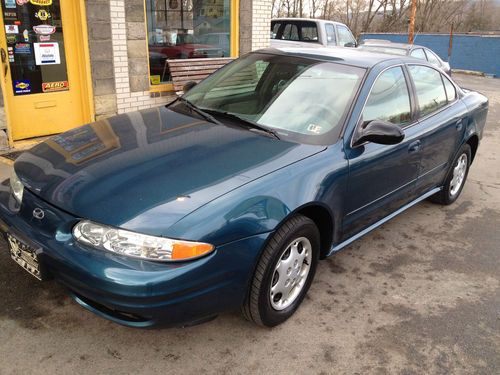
[430,144,471,205]
[242,215,320,327]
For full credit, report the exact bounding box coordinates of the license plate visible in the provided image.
[7,232,43,281]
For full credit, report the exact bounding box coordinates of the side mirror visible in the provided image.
[344,41,357,48]
[353,120,405,147]
[183,81,197,93]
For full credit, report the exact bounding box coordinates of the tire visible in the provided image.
[430,144,471,205]
[242,214,320,327]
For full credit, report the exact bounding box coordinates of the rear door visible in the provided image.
[406,64,468,195]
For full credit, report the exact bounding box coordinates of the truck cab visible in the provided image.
[271,18,357,48]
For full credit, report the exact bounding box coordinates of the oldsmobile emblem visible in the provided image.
[32,208,45,220]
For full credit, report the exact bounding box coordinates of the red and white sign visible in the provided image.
[33,25,56,35]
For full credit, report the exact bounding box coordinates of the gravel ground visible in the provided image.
[0,74,498,375]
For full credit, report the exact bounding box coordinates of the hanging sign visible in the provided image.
[34,42,60,65]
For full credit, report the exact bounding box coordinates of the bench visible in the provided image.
[167,57,235,95]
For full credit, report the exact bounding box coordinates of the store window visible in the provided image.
[146,0,232,86]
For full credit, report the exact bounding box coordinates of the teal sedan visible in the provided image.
[0,47,488,327]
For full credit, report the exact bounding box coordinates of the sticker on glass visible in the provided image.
[30,0,53,5]
[33,25,56,35]
[5,0,17,8]
[16,0,29,5]
[14,43,31,54]
[5,25,19,34]
[35,10,51,21]
[42,81,69,93]
[4,11,17,20]
[14,80,31,95]
[34,42,60,65]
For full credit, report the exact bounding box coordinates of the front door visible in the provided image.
[342,66,419,239]
[0,0,93,141]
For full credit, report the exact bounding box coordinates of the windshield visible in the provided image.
[358,45,407,56]
[181,53,365,145]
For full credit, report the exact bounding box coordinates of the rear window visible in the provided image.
[273,21,320,43]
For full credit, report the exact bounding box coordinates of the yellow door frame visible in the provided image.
[0,0,94,147]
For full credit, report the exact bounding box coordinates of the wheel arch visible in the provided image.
[289,202,336,260]
[466,134,479,164]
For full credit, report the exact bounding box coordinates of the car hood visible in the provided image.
[15,107,325,236]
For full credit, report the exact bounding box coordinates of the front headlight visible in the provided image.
[10,169,24,204]
[73,220,214,262]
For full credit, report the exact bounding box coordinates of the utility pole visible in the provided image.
[408,0,417,44]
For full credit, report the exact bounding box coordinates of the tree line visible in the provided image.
[271,0,500,35]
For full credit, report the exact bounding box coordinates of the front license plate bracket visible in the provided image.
[7,232,44,281]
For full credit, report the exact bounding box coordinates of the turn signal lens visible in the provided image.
[73,220,214,262]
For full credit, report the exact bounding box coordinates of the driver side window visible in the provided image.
[362,67,412,126]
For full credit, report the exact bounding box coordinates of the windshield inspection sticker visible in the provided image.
[307,124,323,134]
[14,80,31,94]
[34,42,60,65]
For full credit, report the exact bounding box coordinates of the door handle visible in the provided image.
[0,48,7,78]
[408,140,421,153]
[456,119,464,131]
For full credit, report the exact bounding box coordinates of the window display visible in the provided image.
[146,0,231,85]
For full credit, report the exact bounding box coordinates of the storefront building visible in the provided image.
[0,0,272,147]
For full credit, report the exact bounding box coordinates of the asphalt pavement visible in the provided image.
[0,74,498,375]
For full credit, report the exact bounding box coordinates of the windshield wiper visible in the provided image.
[202,109,281,140]
[174,97,222,126]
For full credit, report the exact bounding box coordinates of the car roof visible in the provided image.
[272,18,347,27]
[257,46,405,69]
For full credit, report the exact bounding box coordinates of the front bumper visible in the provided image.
[0,187,269,327]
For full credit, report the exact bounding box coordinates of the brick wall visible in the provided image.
[240,0,272,55]
[85,0,117,119]
[110,0,175,114]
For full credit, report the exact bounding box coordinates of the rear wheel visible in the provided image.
[242,215,320,327]
[430,144,471,205]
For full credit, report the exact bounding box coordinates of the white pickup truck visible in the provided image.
[271,18,357,48]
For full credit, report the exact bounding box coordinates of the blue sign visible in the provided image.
[14,80,31,95]
[14,43,31,55]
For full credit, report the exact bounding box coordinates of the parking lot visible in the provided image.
[0,74,498,375]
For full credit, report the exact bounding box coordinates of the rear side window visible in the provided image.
[442,74,457,102]
[275,21,319,43]
[325,24,336,46]
[425,50,442,67]
[409,65,448,117]
[410,48,426,60]
[362,67,412,126]
[337,25,356,46]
